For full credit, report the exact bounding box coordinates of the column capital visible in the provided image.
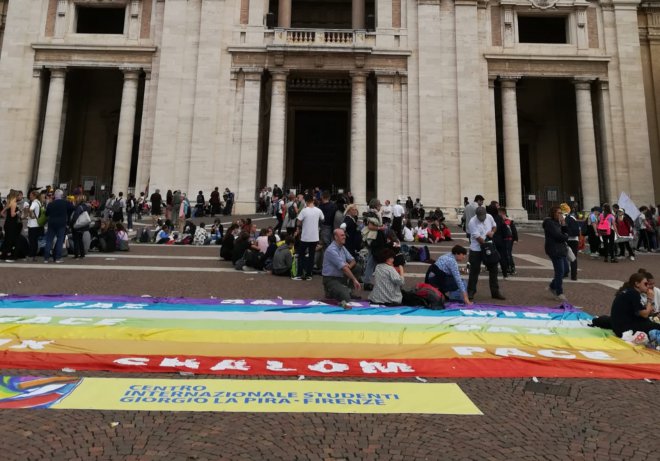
[47,66,67,78]
[349,70,369,81]
[573,78,594,90]
[120,67,142,80]
[270,69,289,81]
[499,74,521,83]
[375,70,396,84]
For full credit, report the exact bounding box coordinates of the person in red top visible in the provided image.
[615,209,635,261]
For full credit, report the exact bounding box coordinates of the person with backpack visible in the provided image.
[43,189,74,263]
[70,195,91,259]
[597,203,617,263]
[282,193,298,236]
[112,192,125,223]
[425,245,472,305]
[125,193,136,230]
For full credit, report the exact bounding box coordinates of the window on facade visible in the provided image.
[76,6,126,34]
[518,16,568,44]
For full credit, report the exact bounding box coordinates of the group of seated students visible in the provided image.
[139,218,224,245]
[609,268,660,346]
[401,211,452,243]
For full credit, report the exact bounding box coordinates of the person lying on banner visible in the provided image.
[424,245,472,305]
[610,272,660,339]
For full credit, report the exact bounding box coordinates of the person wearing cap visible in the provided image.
[463,194,485,235]
[466,206,505,301]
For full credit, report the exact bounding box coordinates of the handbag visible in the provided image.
[480,241,500,266]
[566,244,576,263]
[73,210,91,230]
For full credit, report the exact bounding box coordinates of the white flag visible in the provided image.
[617,192,640,221]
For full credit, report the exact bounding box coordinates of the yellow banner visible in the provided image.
[53,378,482,415]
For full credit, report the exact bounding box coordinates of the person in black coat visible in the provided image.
[44,189,74,263]
[610,272,659,337]
[543,206,569,301]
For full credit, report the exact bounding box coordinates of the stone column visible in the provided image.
[574,78,600,209]
[350,71,368,207]
[500,77,523,211]
[266,70,288,189]
[352,0,365,29]
[236,70,263,213]
[278,0,291,28]
[112,69,141,195]
[598,80,617,202]
[36,67,67,188]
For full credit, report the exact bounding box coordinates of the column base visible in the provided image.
[506,208,529,222]
[233,201,258,215]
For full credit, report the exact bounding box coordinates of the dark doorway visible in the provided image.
[292,110,349,190]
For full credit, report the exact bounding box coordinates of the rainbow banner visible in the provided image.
[0,376,482,414]
[0,295,659,379]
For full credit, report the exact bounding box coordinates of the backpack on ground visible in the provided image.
[400,290,431,308]
[413,282,445,310]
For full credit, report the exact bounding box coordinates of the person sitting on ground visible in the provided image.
[116,223,130,251]
[194,222,209,246]
[369,248,405,306]
[416,221,430,243]
[272,236,294,276]
[255,228,271,254]
[232,231,259,266]
[610,272,660,338]
[209,219,224,244]
[402,220,415,243]
[425,244,472,305]
[156,225,171,244]
[428,223,442,243]
[220,223,239,260]
[438,218,452,241]
[638,268,660,316]
[321,228,362,307]
[90,220,117,252]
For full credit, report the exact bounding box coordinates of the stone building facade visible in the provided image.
[0,0,658,215]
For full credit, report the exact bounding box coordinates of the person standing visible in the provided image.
[0,191,20,262]
[210,187,221,216]
[466,206,505,301]
[70,196,90,259]
[391,199,405,239]
[598,203,617,263]
[125,193,135,231]
[463,194,485,235]
[293,194,324,281]
[543,206,569,302]
[43,189,74,263]
[150,189,163,221]
[26,190,44,261]
[562,203,581,280]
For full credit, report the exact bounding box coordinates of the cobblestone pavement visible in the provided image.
[1,216,659,460]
